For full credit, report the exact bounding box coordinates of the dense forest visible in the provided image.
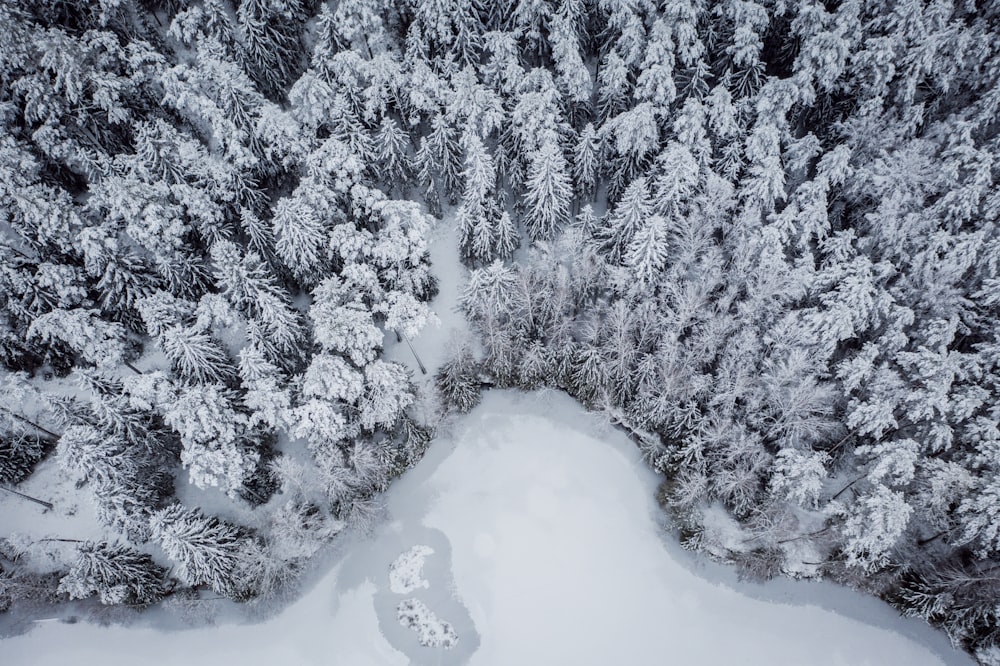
[1,0,999,661]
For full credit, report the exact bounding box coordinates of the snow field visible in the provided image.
[1,391,971,666]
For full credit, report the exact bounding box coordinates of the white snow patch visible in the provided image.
[414,391,968,666]
[699,501,752,554]
[0,457,108,549]
[396,598,458,648]
[388,545,434,594]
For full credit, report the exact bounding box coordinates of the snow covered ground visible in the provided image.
[383,213,470,390]
[0,390,970,665]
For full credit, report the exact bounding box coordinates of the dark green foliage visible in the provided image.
[240,430,280,506]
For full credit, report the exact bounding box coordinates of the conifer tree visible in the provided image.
[59,541,168,606]
[237,0,306,98]
[436,340,483,413]
[149,504,262,600]
[523,135,573,241]
[573,123,601,202]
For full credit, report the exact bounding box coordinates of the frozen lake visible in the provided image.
[1,391,970,665]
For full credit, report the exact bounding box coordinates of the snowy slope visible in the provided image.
[0,391,969,666]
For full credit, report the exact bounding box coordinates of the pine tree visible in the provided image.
[272,190,329,287]
[457,133,515,263]
[374,116,413,190]
[625,215,670,290]
[28,309,126,369]
[0,432,46,485]
[425,114,464,203]
[302,354,365,405]
[573,123,601,202]
[604,103,660,201]
[597,51,630,123]
[359,360,414,431]
[549,11,592,105]
[635,19,677,110]
[156,381,257,498]
[59,541,167,606]
[601,176,653,264]
[210,241,303,363]
[237,0,306,98]
[239,346,293,431]
[291,398,353,450]
[839,485,913,572]
[435,340,483,413]
[149,504,262,600]
[160,325,235,385]
[310,280,383,367]
[331,0,389,57]
[523,135,573,241]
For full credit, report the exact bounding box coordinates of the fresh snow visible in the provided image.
[0,456,107,547]
[0,391,970,665]
[388,545,434,594]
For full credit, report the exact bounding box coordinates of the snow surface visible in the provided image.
[388,545,434,594]
[0,456,107,547]
[0,390,971,665]
[383,213,470,391]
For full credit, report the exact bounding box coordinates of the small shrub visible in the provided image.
[733,547,784,583]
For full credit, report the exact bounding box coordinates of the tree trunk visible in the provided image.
[0,484,54,510]
[1,407,59,440]
[398,330,428,375]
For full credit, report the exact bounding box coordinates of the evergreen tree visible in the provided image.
[149,504,262,600]
[28,309,126,369]
[271,189,329,287]
[0,432,46,485]
[600,176,653,264]
[59,541,167,606]
[310,279,383,367]
[374,116,413,191]
[237,0,306,98]
[435,340,483,413]
[523,135,573,241]
[160,325,235,386]
[573,123,601,202]
[162,382,257,498]
[625,215,670,290]
[359,360,414,431]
